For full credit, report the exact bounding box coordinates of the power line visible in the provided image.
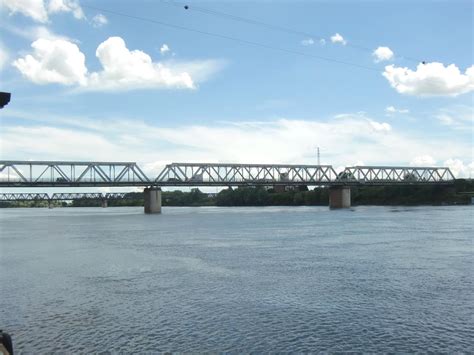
[82,4,380,72]
[161,1,422,63]
[165,0,327,41]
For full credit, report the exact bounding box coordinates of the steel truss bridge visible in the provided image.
[0,192,129,202]
[0,160,455,188]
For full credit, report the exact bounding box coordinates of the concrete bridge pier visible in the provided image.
[101,199,108,208]
[144,187,162,214]
[329,186,351,209]
[48,200,53,209]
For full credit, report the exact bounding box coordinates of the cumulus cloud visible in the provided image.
[13,38,87,85]
[30,25,74,41]
[91,13,108,28]
[160,44,170,54]
[0,114,395,165]
[87,37,194,90]
[373,46,394,62]
[2,0,84,22]
[368,120,391,132]
[410,156,474,178]
[383,62,474,97]
[385,106,409,114]
[443,159,474,178]
[2,109,472,177]
[301,38,314,46]
[2,0,49,22]
[48,0,83,19]
[13,36,223,91]
[330,33,346,45]
[410,155,436,166]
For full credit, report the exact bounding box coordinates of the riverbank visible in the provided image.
[1,179,472,208]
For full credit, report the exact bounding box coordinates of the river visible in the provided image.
[0,206,473,352]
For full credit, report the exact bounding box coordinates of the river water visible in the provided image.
[0,206,473,352]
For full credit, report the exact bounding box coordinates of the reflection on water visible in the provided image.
[0,206,473,352]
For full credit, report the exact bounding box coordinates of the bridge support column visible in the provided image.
[144,187,161,214]
[48,200,53,209]
[329,186,351,209]
[101,199,108,208]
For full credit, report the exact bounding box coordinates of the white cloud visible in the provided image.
[336,112,391,132]
[2,103,472,186]
[383,62,474,97]
[385,106,409,114]
[87,37,194,90]
[0,23,74,42]
[48,0,83,19]
[409,155,473,178]
[368,120,391,132]
[301,38,325,46]
[32,25,73,41]
[1,126,122,161]
[301,38,314,46]
[92,13,108,28]
[1,110,472,177]
[13,36,224,91]
[2,0,49,23]
[373,46,394,62]
[443,159,474,178]
[160,44,170,54]
[410,155,436,166]
[436,105,473,130]
[437,114,454,126]
[13,38,87,85]
[330,33,346,45]
[2,0,84,22]
[1,113,444,170]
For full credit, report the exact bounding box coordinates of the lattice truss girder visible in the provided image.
[0,192,129,201]
[0,193,49,201]
[0,161,456,187]
[155,163,338,184]
[339,166,455,182]
[0,161,150,184]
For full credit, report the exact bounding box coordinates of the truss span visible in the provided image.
[0,161,149,187]
[0,192,130,201]
[338,166,455,185]
[0,160,456,187]
[156,163,338,186]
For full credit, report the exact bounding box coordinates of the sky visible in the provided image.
[0,0,473,182]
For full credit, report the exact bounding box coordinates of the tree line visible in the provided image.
[1,179,472,208]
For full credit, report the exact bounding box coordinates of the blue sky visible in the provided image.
[0,0,473,179]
